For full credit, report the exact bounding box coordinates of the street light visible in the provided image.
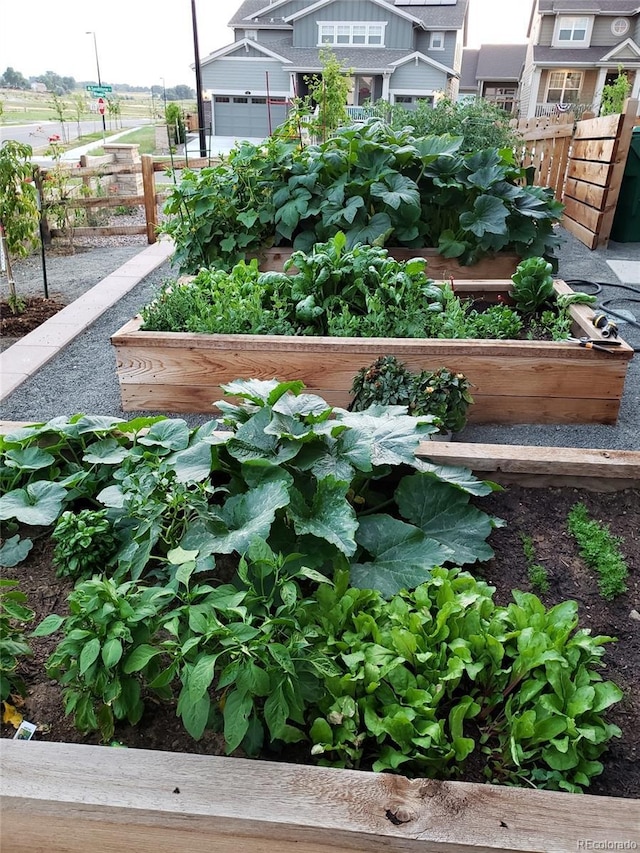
[190,0,207,157]
[86,30,107,134]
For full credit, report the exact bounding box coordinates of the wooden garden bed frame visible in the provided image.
[2,444,639,853]
[111,280,634,424]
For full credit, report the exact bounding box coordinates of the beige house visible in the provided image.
[459,44,527,113]
[519,0,640,119]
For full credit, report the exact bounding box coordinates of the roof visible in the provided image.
[475,43,527,79]
[229,0,469,30]
[533,43,623,61]
[257,40,458,72]
[459,48,480,88]
[537,0,640,13]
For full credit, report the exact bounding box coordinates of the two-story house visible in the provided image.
[458,44,527,114]
[519,0,640,119]
[198,0,469,138]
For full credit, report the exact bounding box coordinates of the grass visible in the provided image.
[86,125,157,156]
[520,533,550,594]
[567,503,628,600]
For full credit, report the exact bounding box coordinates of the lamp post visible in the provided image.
[86,30,107,135]
[190,0,207,157]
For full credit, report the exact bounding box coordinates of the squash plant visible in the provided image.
[161,120,563,274]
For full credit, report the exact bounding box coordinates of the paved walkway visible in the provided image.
[0,239,174,401]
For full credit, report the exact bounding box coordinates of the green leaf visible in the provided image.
[345,212,393,248]
[181,694,211,740]
[414,459,496,496]
[0,535,33,568]
[204,480,290,555]
[167,441,213,483]
[223,689,253,753]
[351,515,449,598]
[79,637,101,675]
[82,439,128,465]
[395,474,495,564]
[336,408,428,469]
[188,654,219,702]
[264,684,289,740]
[289,477,358,556]
[124,644,161,673]
[138,420,190,451]
[4,447,55,471]
[371,173,420,211]
[567,685,595,718]
[459,195,508,237]
[0,481,67,525]
[32,613,64,636]
[101,638,123,669]
[591,681,624,713]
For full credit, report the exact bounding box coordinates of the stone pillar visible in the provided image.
[102,143,143,196]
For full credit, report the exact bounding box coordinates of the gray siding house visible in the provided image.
[459,43,527,113]
[199,0,469,137]
[519,0,640,119]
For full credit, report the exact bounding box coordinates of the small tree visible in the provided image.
[0,141,39,313]
[600,69,630,117]
[50,93,69,143]
[71,93,87,139]
[305,48,351,142]
[165,102,186,146]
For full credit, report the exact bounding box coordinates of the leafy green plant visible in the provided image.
[0,579,34,701]
[526,309,571,342]
[304,47,351,143]
[141,235,523,342]
[52,508,119,580]
[34,577,175,741]
[350,356,474,434]
[511,257,555,315]
[161,121,563,274]
[521,533,550,593]
[303,567,621,791]
[600,69,630,117]
[567,503,628,599]
[165,102,185,146]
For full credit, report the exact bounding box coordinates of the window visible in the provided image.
[553,16,592,47]
[395,95,413,103]
[546,70,582,104]
[317,22,386,47]
[233,97,248,104]
[245,29,258,40]
[429,31,445,50]
[611,18,630,36]
[251,97,266,104]
[215,96,230,103]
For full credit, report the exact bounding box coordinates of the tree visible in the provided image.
[305,48,351,142]
[173,84,195,100]
[1,66,29,90]
[0,141,40,313]
[600,69,630,117]
[71,93,88,137]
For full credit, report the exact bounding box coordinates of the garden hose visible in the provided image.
[564,279,640,353]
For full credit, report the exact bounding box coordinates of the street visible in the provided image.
[0,117,151,149]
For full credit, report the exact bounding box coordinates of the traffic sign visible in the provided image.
[86,84,112,95]
[97,97,106,115]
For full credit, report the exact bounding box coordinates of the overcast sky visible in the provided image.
[0,1,532,89]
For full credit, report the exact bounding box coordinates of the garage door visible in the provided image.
[213,96,289,138]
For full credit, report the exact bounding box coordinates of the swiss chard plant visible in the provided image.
[160,120,563,273]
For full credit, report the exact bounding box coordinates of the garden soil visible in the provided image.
[2,485,638,800]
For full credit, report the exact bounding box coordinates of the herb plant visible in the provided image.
[52,509,118,580]
[567,503,628,600]
[521,533,550,593]
[0,579,34,701]
[350,356,474,434]
[511,257,555,315]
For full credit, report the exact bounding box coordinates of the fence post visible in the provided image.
[597,97,639,247]
[141,154,157,245]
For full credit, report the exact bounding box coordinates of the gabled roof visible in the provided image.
[533,41,640,62]
[537,0,640,13]
[459,48,480,89]
[599,36,640,59]
[229,0,469,31]
[284,0,426,26]
[475,43,527,80]
[389,50,458,74]
[201,38,292,65]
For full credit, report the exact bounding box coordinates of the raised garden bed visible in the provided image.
[2,440,639,852]
[111,280,633,424]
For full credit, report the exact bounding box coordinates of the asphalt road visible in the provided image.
[0,118,152,149]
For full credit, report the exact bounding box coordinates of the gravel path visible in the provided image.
[1,228,638,449]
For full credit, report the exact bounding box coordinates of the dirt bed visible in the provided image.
[2,484,638,799]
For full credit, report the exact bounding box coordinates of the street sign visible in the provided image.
[86,84,112,95]
[97,97,106,115]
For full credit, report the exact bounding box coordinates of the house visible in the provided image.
[519,0,640,119]
[458,43,527,113]
[199,0,469,138]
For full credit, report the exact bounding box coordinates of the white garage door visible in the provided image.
[213,96,289,138]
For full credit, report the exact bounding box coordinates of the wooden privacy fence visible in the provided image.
[516,99,639,249]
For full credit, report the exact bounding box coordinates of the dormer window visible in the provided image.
[611,18,630,37]
[552,16,593,48]
[246,29,258,40]
[317,22,386,47]
[429,31,445,50]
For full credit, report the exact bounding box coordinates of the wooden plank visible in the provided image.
[563,178,607,209]
[49,225,146,238]
[41,163,142,179]
[416,442,640,479]
[561,214,598,250]
[573,112,622,140]
[597,99,639,247]
[2,741,638,853]
[562,197,607,234]
[571,137,616,163]
[152,156,221,171]
[142,154,158,245]
[521,125,573,141]
[566,159,611,187]
[43,194,144,211]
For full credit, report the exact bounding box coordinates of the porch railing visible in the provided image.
[534,102,595,119]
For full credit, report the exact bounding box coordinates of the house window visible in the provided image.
[395,95,413,103]
[611,18,630,36]
[233,97,248,104]
[245,29,258,40]
[317,22,386,47]
[429,31,445,50]
[215,96,230,103]
[553,16,592,47]
[546,70,582,104]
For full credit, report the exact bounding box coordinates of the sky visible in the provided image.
[0,0,533,90]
